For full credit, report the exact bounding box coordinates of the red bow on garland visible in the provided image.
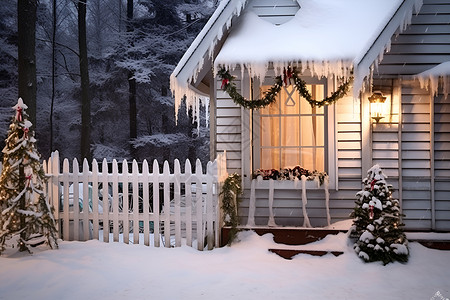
[369,205,374,219]
[16,107,23,122]
[370,179,377,191]
[23,127,29,140]
[283,67,293,86]
[221,78,229,89]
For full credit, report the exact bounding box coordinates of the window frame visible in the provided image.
[247,74,337,190]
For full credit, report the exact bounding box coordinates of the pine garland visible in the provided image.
[218,67,353,109]
[220,173,242,245]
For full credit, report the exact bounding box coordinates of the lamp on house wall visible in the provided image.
[368,91,387,123]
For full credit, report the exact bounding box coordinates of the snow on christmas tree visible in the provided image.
[350,164,409,265]
[0,98,58,254]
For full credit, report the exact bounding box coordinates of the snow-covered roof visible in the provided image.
[415,61,450,98]
[215,0,401,76]
[171,0,422,119]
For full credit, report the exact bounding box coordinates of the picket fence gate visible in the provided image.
[41,151,228,250]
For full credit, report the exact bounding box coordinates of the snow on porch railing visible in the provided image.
[43,151,227,251]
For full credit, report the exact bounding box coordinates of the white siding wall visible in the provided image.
[334,94,363,224]
[215,71,242,175]
[433,80,450,230]
[400,81,433,230]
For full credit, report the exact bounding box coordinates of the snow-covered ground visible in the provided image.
[0,228,449,300]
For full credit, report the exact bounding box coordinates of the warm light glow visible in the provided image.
[368,91,387,123]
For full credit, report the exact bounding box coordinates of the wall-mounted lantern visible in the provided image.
[368,91,387,123]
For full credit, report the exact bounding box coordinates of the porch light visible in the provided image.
[368,91,387,123]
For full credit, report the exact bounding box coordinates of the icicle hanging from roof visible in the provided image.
[415,62,450,99]
[170,0,249,125]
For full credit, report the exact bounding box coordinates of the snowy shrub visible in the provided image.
[350,165,409,265]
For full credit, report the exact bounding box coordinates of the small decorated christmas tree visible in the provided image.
[0,98,58,254]
[350,164,409,265]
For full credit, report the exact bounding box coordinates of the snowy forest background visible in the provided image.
[0,0,216,164]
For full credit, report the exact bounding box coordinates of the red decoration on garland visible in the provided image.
[16,107,23,122]
[283,67,293,86]
[369,205,374,219]
[23,127,29,140]
[221,78,229,89]
[370,179,377,191]
[25,175,32,187]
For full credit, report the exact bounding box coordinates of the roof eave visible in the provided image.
[353,0,423,96]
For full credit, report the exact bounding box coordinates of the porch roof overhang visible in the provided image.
[170,0,423,120]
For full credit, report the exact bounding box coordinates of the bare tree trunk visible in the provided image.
[127,0,137,142]
[50,0,57,153]
[18,0,38,126]
[78,0,91,160]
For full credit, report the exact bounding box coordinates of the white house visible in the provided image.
[171,0,450,231]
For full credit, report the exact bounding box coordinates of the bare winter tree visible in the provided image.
[18,0,38,126]
[77,0,91,160]
[127,0,137,142]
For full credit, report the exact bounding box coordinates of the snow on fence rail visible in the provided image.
[41,151,228,250]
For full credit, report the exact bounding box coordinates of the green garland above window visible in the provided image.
[217,67,353,110]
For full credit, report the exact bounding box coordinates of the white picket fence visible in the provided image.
[41,151,228,250]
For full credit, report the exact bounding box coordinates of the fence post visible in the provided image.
[82,159,90,240]
[112,159,120,242]
[195,159,203,251]
[72,158,80,240]
[206,160,214,250]
[163,161,171,248]
[185,159,193,247]
[50,151,60,222]
[62,158,70,240]
[122,159,130,244]
[142,160,150,246]
[132,160,140,245]
[152,160,160,247]
[101,159,109,243]
[92,159,100,240]
[174,159,181,247]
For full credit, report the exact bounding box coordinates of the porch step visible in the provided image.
[417,241,450,250]
[268,249,344,259]
[221,226,347,247]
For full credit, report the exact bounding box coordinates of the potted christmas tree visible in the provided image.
[0,98,58,254]
[350,164,409,265]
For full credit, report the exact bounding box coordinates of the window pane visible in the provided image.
[301,147,324,171]
[261,148,280,170]
[301,115,324,146]
[261,116,279,147]
[260,86,280,115]
[281,116,299,146]
[300,85,324,114]
[281,148,299,169]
